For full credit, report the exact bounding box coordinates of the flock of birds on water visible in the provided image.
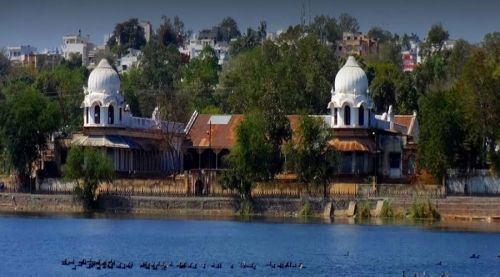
[60,258,305,272]
[60,253,500,274]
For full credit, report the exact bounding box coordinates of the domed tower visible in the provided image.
[82,59,126,127]
[327,56,374,128]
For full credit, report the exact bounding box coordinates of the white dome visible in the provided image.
[334,56,368,95]
[87,59,120,94]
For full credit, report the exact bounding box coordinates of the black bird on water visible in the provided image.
[469,254,480,259]
[436,261,442,266]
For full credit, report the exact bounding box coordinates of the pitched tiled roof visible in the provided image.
[185,114,244,149]
[394,115,413,129]
[329,137,376,152]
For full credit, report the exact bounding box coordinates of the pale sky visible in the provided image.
[1,0,499,50]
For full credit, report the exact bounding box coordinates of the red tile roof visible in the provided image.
[186,114,244,149]
[394,115,414,134]
[329,137,376,152]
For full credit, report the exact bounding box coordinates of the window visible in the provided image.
[94,106,100,124]
[389,152,401,169]
[344,106,351,126]
[358,106,364,126]
[119,108,122,121]
[108,105,114,124]
[85,107,89,124]
[334,108,338,125]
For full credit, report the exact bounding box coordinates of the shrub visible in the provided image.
[408,197,440,220]
[356,200,371,218]
[236,198,253,217]
[379,200,405,219]
[298,201,312,217]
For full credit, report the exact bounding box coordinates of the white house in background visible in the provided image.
[117,48,141,73]
[178,33,231,65]
[61,31,94,66]
[72,59,184,175]
[6,45,37,64]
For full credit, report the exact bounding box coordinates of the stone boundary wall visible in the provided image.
[0,193,83,213]
[1,193,499,220]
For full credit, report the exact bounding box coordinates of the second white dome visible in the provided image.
[334,56,368,95]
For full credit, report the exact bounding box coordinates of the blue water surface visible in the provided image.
[0,214,499,276]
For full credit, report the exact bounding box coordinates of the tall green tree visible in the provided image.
[367,62,400,113]
[0,87,60,189]
[220,34,337,114]
[338,13,359,33]
[367,26,393,43]
[107,18,146,56]
[178,46,220,112]
[218,17,241,42]
[0,50,10,82]
[458,50,500,169]
[157,16,185,47]
[417,90,465,181]
[427,23,449,51]
[64,146,114,210]
[308,15,341,44]
[219,112,273,202]
[33,66,87,133]
[140,41,183,119]
[284,115,336,195]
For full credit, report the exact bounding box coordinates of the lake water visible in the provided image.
[0,214,499,276]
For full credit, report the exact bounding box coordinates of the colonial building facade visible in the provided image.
[183,56,418,187]
[72,59,184,176]
[70,57,417,186]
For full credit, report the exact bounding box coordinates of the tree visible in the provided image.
[178,46,220,112]
[308,15,341,44]
[367,27,393,43]
[417,90,465,181]
[395,72,418,114]
[447,39,475,79]
[427,23,449,51]
[61,53,82,69]
[220,34,337,114]
[260,90,292,175]
[219,112,273,202]
[0,87,60,190]
[218,17,241,42]
[158,16,185,47]
[367,62,400,113]
[64,146,114,210]
[120,65,144,117]
[33,66,87,133]
[229,27,262,55]
[0,50,10,81]
[140,41,183,119]
[458,50,500,169]
[338,13,359,33]
[173,16,187,41]
[107,18,146,56]
[483,32,500,64]
[284,115,336,196]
